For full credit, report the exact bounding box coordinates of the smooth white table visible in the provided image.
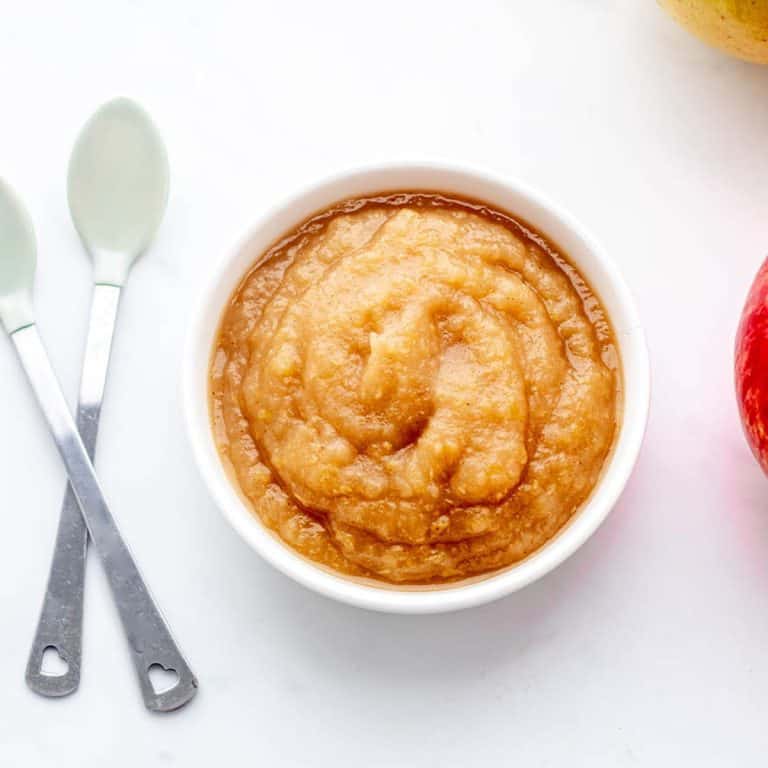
[1,2,768,765]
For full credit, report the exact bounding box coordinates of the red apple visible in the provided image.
[736,256,768,474]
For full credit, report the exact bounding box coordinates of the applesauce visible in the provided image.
[210,193,620,585]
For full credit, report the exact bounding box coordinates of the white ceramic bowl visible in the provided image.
[183,162,650,614]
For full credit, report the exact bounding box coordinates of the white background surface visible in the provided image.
[1,1,767,765]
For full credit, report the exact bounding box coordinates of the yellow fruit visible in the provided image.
[659,0,768,63]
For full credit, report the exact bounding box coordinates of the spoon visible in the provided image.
[1,177,196,712]
[0,181,195,713]
[25,98,173,701]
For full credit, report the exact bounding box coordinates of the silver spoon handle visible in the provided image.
[26,284,120,697]
[12,323,197,712]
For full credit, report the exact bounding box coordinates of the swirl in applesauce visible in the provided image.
[210,193,620,584]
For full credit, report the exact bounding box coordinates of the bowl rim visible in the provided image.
[182,160,650,614]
